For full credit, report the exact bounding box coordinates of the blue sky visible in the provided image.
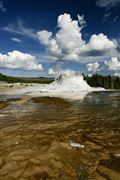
[0,0,120,77]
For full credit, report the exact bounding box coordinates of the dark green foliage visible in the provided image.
[84,74,120,89]
[0,73,54,84]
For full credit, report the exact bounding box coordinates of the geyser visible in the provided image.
[50,73,93,91]
[5,72,105,100]
[28,72,105,100]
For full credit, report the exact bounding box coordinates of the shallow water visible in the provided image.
[0,91,120,179]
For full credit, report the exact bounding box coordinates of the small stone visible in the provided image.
[70,142,85,148]
[114,154,120,158]
[15,141,19,144]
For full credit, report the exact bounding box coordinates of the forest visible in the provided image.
[84,74,120,89]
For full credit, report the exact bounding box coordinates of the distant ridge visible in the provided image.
[0,73,54,84]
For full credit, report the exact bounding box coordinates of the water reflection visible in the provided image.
[82,91,120,107]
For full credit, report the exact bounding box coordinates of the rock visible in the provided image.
[9,169,22,178]
[15,141,19,145]
[30,158,41,165]
[49,159,63,169]
[11,154,29,161]
[97,165,120,180]
[92,172,107,180]
[85,141,102,150]
[0,157,5,168]
[0,161,19,175]
[8,149,34,159]
[76,168,89,180]
[23,165,54,178]
[49,141,72,152]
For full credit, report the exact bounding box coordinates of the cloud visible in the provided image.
[48,68,56,75]
[86,62,100,73]
[113,16,119,22]
[48,68,75,76]
[96,0,120,8]
[0,1,6,12]
[2,18,37,40]
[105,57,120,71]
[113,72,120,77]
[88,73,93,77]
[84,33,117,56]
[77,14,86,28]
[102,11,112,22]
[0,51,43,70]
[37,13,117,62]
[37,30,52,45]
[96,0,120,22]
[11,37,22,43]
[2,14,118,64]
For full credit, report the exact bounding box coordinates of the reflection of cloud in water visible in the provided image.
[84,94,101,104]
[83,91,120,108]
[112,100,119,108]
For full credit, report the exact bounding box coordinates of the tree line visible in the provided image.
[0,73,54,84]
[83,74,120,89]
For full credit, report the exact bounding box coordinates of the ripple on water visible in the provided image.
[0,91,120,179]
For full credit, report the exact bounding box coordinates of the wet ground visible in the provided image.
[0,91,120,179]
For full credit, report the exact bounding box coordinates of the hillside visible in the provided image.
[0,73,54,84]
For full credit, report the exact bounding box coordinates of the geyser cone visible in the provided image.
[50,73,93,92]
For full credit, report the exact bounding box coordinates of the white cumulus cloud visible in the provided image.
[85,33,117,54]
[37,30,52,45]
[48,68,56,75]
[48,68,75,76]
[0,51,43,71]
[113,72,120,77]
[37,13,117,62]
[105,57,120,71]
[86,62,100,73]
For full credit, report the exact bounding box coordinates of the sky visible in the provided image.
[0,0,120,77]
